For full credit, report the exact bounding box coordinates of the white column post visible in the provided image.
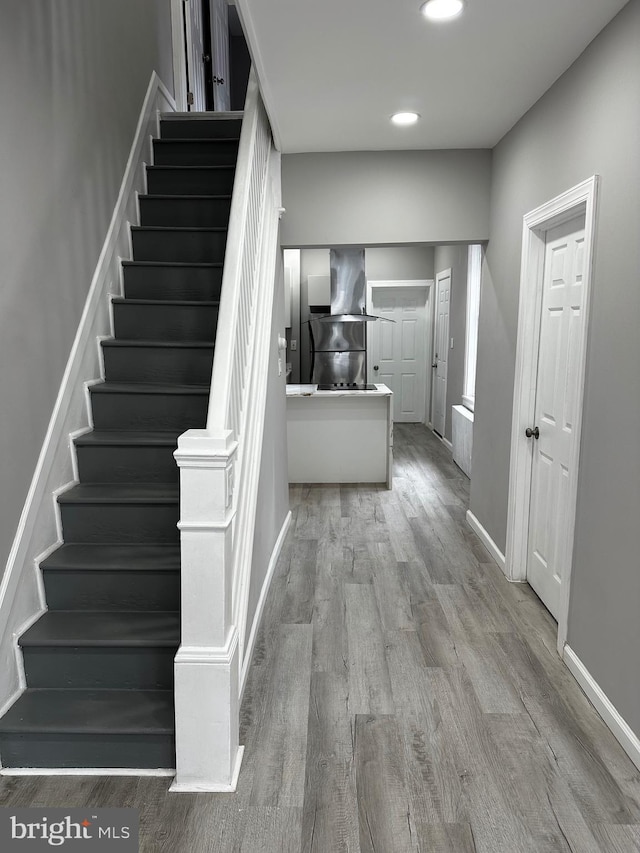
[171,428,244,792]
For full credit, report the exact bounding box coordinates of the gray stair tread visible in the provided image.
[20,611,180,647]
[41,544,180,572]
[138,194,231,200]
[146,165,235,171]
[154,138,239,144]
[58,483,179,504]
[131,225,228,232]
[161,111,243,119]
[0,689,174,734]
[112,298,220,307]
[74,430,182,447]
[102,339,214,349]
[121,260,223,268]
[91,381,209,394]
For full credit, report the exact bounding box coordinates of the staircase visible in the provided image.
[0,115,242,770]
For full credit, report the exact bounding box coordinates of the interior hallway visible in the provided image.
[1,424,639,851]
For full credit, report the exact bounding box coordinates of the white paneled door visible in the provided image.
[527,214,586,619]
[210,0,230,110]
[185,0,207,110]
[368,286,428,422]
[432,270,451,436]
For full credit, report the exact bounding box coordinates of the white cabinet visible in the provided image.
[307,274,331,306]
[286,385,393,486]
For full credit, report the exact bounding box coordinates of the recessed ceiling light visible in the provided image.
[420,0,465,22]
[391,111,420,126]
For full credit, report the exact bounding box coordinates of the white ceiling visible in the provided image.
[234,0,629,153]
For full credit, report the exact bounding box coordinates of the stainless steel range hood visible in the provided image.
[309,249,392,386]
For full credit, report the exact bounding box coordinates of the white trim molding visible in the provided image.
[173,427,241,792]
[563,645,640,772]
[240,511,292,699]
[504,176,599,655]
[232,1,284,149]
[170,0,188,111]
[466,510,506,572]
[0,72,175,717]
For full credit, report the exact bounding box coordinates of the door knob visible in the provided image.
[373,365,379,371]
[525,426,540,439]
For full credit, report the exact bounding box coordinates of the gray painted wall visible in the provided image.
[247,243,290,633]
[281,150,492,247]
[0,0,174,577]
[365,246,434,282]
[434,245,468,442]
[470,0,640,733]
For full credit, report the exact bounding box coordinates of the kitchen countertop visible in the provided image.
[286,383,392,397]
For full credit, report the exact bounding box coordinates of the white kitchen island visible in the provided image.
[286,384,393,487]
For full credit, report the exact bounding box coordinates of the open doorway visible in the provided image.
[431,268,451,437]
[171,0,249,112]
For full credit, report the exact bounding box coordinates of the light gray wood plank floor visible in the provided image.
[1,423,639,851]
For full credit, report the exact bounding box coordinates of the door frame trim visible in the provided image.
[505,176,599,655]
[366,280,433,423]
[170,0,189,111]
[431,269,452,437]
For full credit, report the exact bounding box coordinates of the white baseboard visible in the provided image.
[428,424,453,453]
[0,71,175,715]
[563,645,640,772]
[466,509,507,572]
[240,511,292,699]
[169,746,244,793]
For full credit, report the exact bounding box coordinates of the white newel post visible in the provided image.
[171,428,244,792]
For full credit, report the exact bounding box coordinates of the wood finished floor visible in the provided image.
[1,423,639,851]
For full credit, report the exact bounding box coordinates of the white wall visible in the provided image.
[470,0,640,734]
[247,242,290,633]
[281,150,491,247]
[0,0,174,579]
